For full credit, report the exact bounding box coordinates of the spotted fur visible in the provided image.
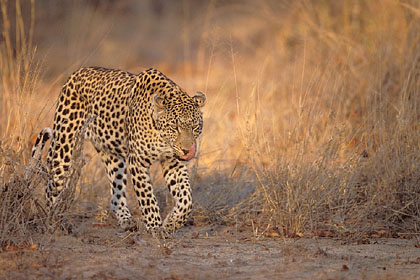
[32,67,206,233]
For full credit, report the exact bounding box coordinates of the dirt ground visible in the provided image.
[1,217,420,280]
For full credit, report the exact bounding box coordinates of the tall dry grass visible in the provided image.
[0,0,44,246]
[0,0,39,147]
[195,0,420,238]
[0,0,420,243]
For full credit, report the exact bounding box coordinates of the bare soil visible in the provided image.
[1,217,420,280]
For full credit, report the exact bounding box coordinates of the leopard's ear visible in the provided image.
[193,91,206,108]
[153,94,166,120]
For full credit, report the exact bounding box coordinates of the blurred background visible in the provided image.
[1,0,420,238]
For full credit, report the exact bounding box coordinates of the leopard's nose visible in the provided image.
[182,149,190,155]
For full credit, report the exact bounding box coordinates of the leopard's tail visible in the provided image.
[24,128,53,182]
[31,128,53,161]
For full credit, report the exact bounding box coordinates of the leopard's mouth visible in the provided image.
[174,144,196,161]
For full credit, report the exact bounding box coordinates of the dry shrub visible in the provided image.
[0,0,85,246]
[0,146,43,247]
[0,112,89,247]
[0,0,41,247]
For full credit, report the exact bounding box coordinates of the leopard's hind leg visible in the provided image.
[45,81,87,206]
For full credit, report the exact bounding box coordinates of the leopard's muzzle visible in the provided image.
[173,127,196,161]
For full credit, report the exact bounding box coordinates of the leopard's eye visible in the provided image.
[194,120,201,129]
[170,124,178,130]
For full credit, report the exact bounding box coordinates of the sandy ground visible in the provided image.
[1,217,420,280]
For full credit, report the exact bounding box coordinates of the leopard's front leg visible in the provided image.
[129,156,163,231]
[160,156,193,232]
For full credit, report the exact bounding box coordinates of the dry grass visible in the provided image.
[0,0,91,245]
[0,0,41,246]
[1,0,420,246]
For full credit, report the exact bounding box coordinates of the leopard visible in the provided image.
[31,67,206,233]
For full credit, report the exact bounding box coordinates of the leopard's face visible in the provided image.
[153,91,206,161]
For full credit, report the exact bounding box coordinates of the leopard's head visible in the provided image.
[153,91,206,161]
